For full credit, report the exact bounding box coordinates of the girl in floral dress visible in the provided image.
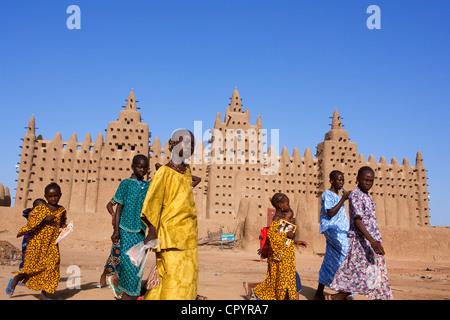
[329,166,393,300]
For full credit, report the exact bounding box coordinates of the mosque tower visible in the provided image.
[316,109,359,197]
[204,88,264,222]
[97,90,150,211]
[15,115,37,208]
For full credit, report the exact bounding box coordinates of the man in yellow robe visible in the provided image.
[141,129,198,300]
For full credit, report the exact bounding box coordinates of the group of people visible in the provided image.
[5,127,393,301]
[244,167,393,300]
[6,128,200,300]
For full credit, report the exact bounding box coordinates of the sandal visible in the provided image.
[108,276,122,299]
[6,278,14,296]
[196,294,208,300]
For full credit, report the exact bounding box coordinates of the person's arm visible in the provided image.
[111,204,123,243]
[350,193,385,255]
[106,200,115,215]
[326,190,350,218]
[141,215,157,244]
[42,215,56,225]
[191,175,201,188]
[17,205,52,237]
[106,200,117,226]
[59,209,67,228]
[354,217,385,255]
[140,168,166,245]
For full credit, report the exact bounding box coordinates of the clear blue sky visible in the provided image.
[0,1,448,226]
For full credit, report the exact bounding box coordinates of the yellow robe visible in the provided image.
[17,204,67,294]
[141,165,198,300]
[253,219,297,300]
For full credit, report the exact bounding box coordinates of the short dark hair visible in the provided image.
[357,166,374,178]
[132,154,149,165]
[329,170,343,180]
[270,193,288,208]
[33,198,46,207]
[45,182,61,194]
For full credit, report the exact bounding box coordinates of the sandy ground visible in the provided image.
[1,238,449,301]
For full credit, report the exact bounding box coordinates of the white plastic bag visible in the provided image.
[126,239,161,268]
[55,221,73,244]
[366,256,381,289]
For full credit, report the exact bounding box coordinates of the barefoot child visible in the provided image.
[253,193,307,300]
[328,166,393,300]
[314,170,351,300]
[110,154,150,300]
[6,183,67,300]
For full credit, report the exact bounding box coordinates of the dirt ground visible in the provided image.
[1,238,449,301]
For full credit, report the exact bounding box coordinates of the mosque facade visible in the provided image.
[14,89,430,228]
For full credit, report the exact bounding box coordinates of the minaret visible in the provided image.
[97,90,150,211]
[331,108,343,129]
[205,88,265,225]
[0,184,11,207]
[415,150,430,226]
[15,115,37,208]
[230,88,242,112]
[316,109,359,196]
[126,90,137,111]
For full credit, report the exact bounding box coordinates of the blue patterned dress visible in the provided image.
[113,178,150,296]
[318,190,350,287]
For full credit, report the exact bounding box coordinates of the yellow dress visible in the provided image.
[17,204,67,294]
[253,219,298,300]
[141,165,198,300]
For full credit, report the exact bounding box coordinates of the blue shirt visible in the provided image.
[320,189,349,235]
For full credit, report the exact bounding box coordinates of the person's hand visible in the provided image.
[371,241,385,255]
[294,240,307,248]
[286,231,295,239]
[143,234,156,245]
[342,189,351,200]
[111,230,120,243]
[44,215,56,224]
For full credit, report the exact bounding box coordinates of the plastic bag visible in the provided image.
[126,239,161,268]
[366,256,381,289]
[55,221,73,244]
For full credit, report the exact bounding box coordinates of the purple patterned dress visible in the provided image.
[329,187,393,299]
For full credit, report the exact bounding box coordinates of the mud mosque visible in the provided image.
[11,89,430,233]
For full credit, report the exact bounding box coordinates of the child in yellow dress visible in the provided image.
[6,183,67,300]
[253,193,307,300]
